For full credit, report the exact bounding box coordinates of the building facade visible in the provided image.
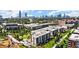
[68,33,79,48]
[2,23,22,30]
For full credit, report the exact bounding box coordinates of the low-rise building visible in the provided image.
[2,23,23,30]
[68,33,79,48]
[61,24,74,30]
[24,23,49,30]
[31,29,51,46]
[42,26,58,36]
[73,29,79,34]
[24,23,40,30]
[31,26,64,46]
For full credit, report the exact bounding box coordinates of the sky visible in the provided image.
[0,10,53,18]
[0,0,79,18]
[1,10,79,18]
[0,0,79,10]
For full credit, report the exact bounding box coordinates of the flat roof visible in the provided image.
[73,29,79,34]
[24,23,49,28]
[64,24,74,27]
[52,26,64,29]
[24,23,40,28]
[31,29,50,38]
[2,23,19,25]
[42,26,58,32]
[69,34,79,41]
[31,26,58,38]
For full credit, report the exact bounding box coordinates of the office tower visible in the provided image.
[0,15,2,19]
[57,13,62,18]
[19,11,21,18]
[25,12,27,17]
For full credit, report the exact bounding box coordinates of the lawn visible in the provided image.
[1,28,32,41]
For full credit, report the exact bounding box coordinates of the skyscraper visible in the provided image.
[25,12,27,17]
[0,15,2,19]
[19,11,21,18]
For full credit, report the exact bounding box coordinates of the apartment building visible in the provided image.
[42,26,59,36]
[31,26,64,46]
[31,29,51,46]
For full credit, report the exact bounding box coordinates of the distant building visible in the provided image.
[19,11,21,18]
[66,19,79,24]
[0,15,2,19]
[24,23,49,30]
[2,23,23,30]
[25,12,27,17]
[57,13,62,18]
[0,15,4,23]
[58,20,66,26]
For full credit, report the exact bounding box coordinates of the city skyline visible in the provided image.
[1,10,79,18]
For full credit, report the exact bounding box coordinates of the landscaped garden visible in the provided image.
[0,26,31,42]
[6,28,31,41]
[0,28,7,41]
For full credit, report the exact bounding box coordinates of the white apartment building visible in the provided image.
[31,29,51,46]
[31,26,63,46]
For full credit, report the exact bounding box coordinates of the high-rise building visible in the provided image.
[0,15,4,23]
[25,12,27,17]
[0,15,2,19]
[19,11,21,18]
[57,13,62,18]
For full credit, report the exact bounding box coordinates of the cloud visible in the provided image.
[0,10,19,18]
[48,10,59,16]
[27,14,33,17]
[67,11,79,17]
[37,11,42,13]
